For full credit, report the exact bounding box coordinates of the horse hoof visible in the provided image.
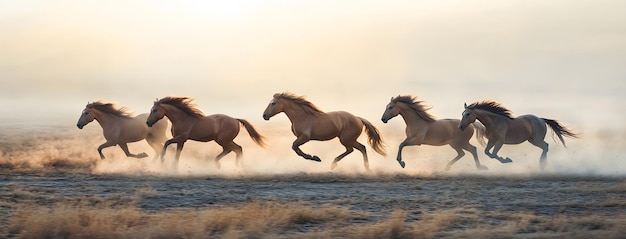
[137,152,149,158]
[399,160,406,168]
[311,156,322,162]
[503,158,513,163]
[215,161,221,169]
[478,165,489,170]
[330,163,338,170]
[445,166,451,171]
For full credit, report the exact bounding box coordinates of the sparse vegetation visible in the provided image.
[0,125,625,238]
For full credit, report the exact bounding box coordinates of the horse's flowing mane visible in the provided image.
[391,95,436,122]
[87,101,133,118]
[467,100,513,119]
[274,92,324,115]
[156,97,205,119]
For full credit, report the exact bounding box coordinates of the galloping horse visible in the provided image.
[381,95,488,170]
[459,101,577,169]
[146,97,266,169]
[262,92,386,170]
[77,102,168,160]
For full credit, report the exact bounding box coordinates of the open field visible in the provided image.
[0,124,625,238]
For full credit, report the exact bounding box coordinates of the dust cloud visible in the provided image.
[0,119,624,177]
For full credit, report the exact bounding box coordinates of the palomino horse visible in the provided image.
[77,102,168,160]
[262,92,386,170]
[459,101,577,169]
[381,95,488,170]
[146,97,266,169]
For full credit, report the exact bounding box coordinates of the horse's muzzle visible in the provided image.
[263,114,270,121]
[458,125,466,131]
[76,123,84,129]
[381,117,389,123]
[146,121,153,127]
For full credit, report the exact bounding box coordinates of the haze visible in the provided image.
[0,0,625,174]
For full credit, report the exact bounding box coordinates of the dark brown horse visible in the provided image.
[459,100,577,169]
[262,92,386,170]
[77,102,168,160]
[146,97,266,169]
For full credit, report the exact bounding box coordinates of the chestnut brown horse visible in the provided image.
[77,101,168,160]
[381,95,488,171]
[459,100,577,169]
[146,97,266,169]
[262,92,386,170]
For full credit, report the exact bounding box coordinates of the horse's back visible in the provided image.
[505,115,545,144]
[192,114,241,141]
[423,119,470,145]
[304,111,362,140]
[326,111,364,128]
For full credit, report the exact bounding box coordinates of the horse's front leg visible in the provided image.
[490,141,513,163]
[119,143,148,158]
[161,137,185,162]
[292,135,321,162]
[174,141,185,168]
[97,141,117,160]
[396,137,420,169]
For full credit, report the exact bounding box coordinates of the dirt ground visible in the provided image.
[0,124,625,238]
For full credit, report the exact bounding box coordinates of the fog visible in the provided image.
[1,0,625,175]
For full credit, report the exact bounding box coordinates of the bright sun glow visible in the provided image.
[156,0,265,19]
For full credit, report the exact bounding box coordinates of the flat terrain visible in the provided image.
[0,125,624,238]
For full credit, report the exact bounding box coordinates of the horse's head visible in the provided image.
[381,97,401,123]
[77,103,96,129]
[262,94,285,120]
[459,103,477,131]
[147,100,165,127]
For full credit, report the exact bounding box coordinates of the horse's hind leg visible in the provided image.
[119,143,148,158]
[530,139,549,170]
[232,142,243,168]
[146,134,165,162]
[353,142,369,171]
[462,143,488,170]
[330,144,355,170]
[445,146,465,171]
[214,142,243,169]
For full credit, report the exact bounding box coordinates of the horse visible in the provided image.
[381,95,488,171]
[262,92,386,171]
[459,100,577,169]
[76,101,168,160]
[146,96,266,169]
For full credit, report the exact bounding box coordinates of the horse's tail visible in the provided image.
[237,119,267,147]
[359,118,387,156]
[542,118,577,147]
[472,122,487,147]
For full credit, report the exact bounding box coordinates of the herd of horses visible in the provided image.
[76,92,577,171]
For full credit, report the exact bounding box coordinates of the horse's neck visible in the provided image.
[93,112,119,129]
[475,110,506,129]
[283,104,317,125]
[163,106,195,125]
[399,107,430,127]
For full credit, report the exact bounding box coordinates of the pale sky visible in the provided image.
[1,0,625,130]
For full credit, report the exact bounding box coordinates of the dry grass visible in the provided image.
[6,200,357,239]
[1,185,625,239]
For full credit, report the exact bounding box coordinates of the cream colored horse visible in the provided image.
[77,102,168,160]
[381,95,487,170]
[459,101,577,169]
[146,97,266,169]
[262,92,386,170]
